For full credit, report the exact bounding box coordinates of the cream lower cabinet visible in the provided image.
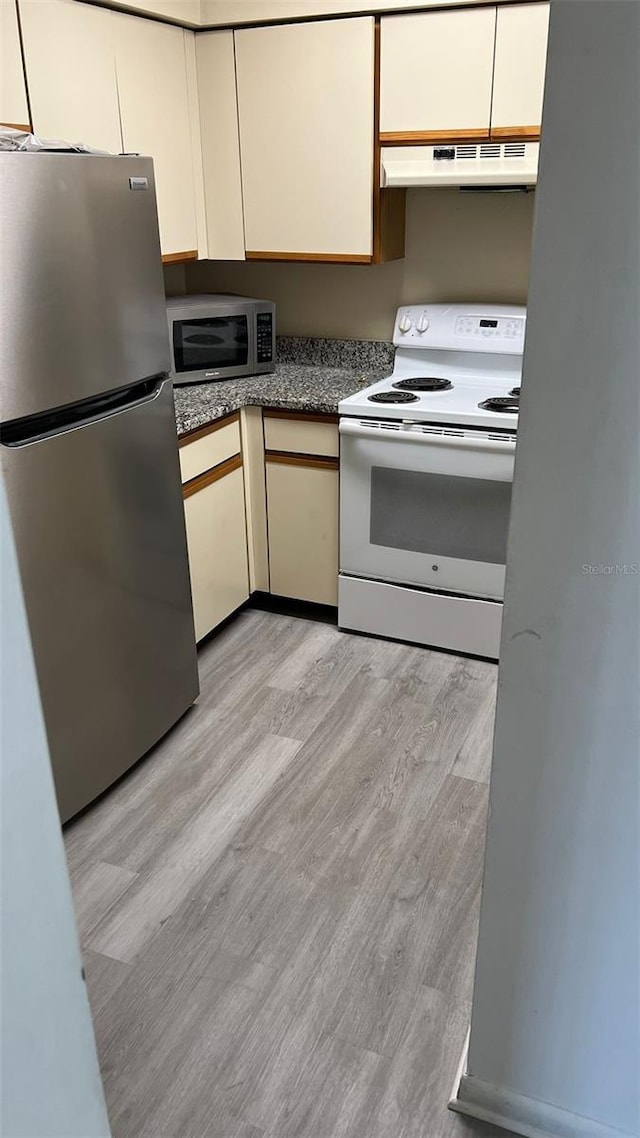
[264,413,339,606]
[180,417,249,641]
[181,409,339,628]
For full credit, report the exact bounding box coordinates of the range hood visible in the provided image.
[381,141,539,188]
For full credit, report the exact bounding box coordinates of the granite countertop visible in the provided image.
[173,336,394,437]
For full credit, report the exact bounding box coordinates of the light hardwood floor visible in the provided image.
[65,608,513,1138]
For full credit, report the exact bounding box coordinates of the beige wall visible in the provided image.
[163,262,187,295]
[183,188,535,340]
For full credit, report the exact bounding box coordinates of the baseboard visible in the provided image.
[249,591,338,625]
[449,1070,635,1138]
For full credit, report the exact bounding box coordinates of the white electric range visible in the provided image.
[338,303,526,659]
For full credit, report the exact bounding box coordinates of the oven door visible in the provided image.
[339,418,516,599]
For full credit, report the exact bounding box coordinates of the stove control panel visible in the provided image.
[454,314,523,341]
[393,303,526,354]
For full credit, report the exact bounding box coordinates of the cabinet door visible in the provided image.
[380,8,496,142]
[491,3,550,138]
[114,13,198,259]
[1,0,29,129]
[266,457,339,606]
[235,17,374,260]
[183,463,249,641]
[196,31,245,260]
[19,0,121,152]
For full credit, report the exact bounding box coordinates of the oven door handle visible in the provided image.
[339,417,517,454]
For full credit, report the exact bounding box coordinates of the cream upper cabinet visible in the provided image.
[491,2,550,136]
[234,17,374,259]
[1,0,29,129]
[196,31,245,260]
[19,0,122,152]
[113,13,198,257]
[380,8,496,141]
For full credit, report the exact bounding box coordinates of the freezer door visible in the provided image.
[0,153,169,422]
[1,380,199,822]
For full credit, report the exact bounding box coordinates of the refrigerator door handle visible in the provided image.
[0,377,166,447]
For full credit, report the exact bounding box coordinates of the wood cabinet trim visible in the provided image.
[380,129,491,145]
[371,20,406,264]
[263,409,339,425]
[490,125,541,141]
[246,250,372,264]
[162,249,198,264]
[372,18,382,263]
[178,411,240,446]
[182,452,242,497]
[265,450,339,471]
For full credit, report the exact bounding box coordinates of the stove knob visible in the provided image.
[416,315,430,333]
[398,313,413,334]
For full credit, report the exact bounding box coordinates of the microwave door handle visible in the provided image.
[338,418,517,454]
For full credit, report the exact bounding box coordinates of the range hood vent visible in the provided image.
[381,141,539,188]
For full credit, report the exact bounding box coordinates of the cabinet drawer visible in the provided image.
[263,412,338,458]
[179,415,241,483]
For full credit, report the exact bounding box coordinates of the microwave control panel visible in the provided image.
[256,311,274,363]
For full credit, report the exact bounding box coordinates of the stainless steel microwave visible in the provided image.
[166,294,275,384]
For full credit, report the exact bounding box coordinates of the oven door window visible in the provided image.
[172,315,249,373]
[370,467,512,565]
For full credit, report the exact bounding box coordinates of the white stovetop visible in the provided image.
[339,303,525,432]
[339,363,522,431]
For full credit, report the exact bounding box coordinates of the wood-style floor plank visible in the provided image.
[90,733,303,963]
[82,949,130,1020]
[65,608,512,1138]
[453,681,498,785]
[69,859,137,943]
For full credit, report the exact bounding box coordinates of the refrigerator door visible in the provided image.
[1,380,199,822]
[0,152,169,422]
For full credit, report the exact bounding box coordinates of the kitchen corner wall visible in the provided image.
[163,262,188,296]
[163,188,535,340]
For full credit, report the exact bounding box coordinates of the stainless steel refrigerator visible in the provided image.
[0,151,199,823]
